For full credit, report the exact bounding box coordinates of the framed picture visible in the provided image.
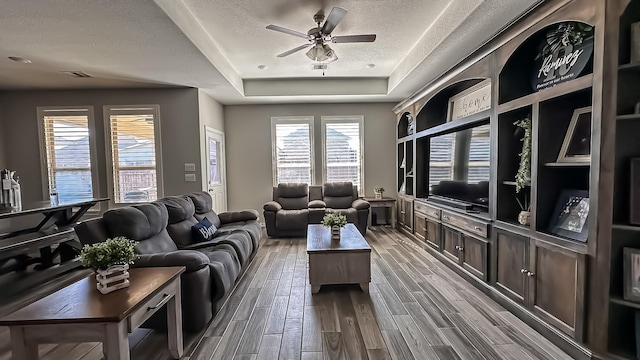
[624,247,640,302]
[547,189,590,242]
[557,107,592,163]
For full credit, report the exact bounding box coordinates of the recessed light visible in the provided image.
[8,56,31,64]
[366,63,376,69]
[257,65,269,70]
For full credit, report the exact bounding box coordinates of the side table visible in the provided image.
[363,197,397,228]
[0,267,185,360]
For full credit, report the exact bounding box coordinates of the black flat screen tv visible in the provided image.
[428,123,491,210]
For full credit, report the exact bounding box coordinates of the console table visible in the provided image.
[0,198,107,295]
[363,197,396,228]
[0,267,184,360]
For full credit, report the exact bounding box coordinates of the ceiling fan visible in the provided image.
[266,7,376,63]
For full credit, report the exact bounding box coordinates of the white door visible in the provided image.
[205,127,227,213]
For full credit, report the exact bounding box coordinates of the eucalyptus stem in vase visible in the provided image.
[514,115,532,225]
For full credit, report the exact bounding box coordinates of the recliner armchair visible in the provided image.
[310,182,370,235]
[263,183,310,237]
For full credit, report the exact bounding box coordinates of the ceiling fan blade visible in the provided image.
[266,25,311,40]
[332,34,377,43]
[321,7,347,34]
[277,43,312,57]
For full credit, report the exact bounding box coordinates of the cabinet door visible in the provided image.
[529,240,585,341]
[414,214,426,241]
[397,198,405,228]
[403,199,413,232]
[442,227,460,263]
[461,234,488,281]
[425,218,441,250]
[494,229,528,305]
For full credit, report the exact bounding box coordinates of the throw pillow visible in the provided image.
[192,217,218,243]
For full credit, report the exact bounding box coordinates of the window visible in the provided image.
[105,106,162,204]
[38,107,97,203]
[322,116,364,193]
[271,116,314,185]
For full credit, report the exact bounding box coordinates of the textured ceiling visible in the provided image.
[0,0,542,104]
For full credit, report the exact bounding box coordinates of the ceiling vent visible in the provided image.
[60,71,92,78]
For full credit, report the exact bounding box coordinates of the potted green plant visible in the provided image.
[80,237,138,294]
[322,211,348,240]
[373,186,385,199]
[514,116,532,225]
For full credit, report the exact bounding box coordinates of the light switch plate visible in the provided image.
[185,173,197,182]
[184,163,196,172]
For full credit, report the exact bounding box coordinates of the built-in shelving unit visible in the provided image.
[608,1,640,358]
[392,1,626,358]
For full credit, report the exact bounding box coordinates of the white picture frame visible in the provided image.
[557,106,592,163]
[446,79,492,122]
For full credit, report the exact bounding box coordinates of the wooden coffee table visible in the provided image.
[307,224,371,293]
[0,267,185,360]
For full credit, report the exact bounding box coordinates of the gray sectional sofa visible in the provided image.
[263,182,370,238]
[74,191,261,332]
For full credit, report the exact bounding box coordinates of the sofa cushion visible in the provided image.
[277,183,308,197]
[322,182,355,209]
[102,202,178,254]
[188,191,222,228]
[276,209,309,230]
[192,217,218,243]
[277,196,309,210]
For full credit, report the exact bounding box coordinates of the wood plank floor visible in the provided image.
[0,227,572,360]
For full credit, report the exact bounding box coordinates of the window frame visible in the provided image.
[104,105,164,206]
[321,115,365,195]
[36,106,99,202]
[270,116,315,186]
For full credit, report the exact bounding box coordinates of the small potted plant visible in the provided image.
[516,194,531,226]
[80,237,138,294]
[322,211,348,240]
[373,186,385,199]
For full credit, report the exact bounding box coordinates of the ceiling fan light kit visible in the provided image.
[266,6,376,64]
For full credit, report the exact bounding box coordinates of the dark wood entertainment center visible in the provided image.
[393,0,640,358]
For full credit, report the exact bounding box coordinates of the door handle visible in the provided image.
[521,269,528,273]
[526,271,535,277]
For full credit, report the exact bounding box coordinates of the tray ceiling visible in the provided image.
[0,0,541,104]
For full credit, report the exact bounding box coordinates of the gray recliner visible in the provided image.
[263,183,310,237]
[310,182,370,235]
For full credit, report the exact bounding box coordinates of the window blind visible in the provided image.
[273,121,313,184]
[108,108,159,203]
[42,109,93,203]
[324,120,363,189]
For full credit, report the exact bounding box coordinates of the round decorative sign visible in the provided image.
[532,22,594,91]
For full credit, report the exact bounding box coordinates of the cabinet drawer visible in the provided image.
[128,279,178,332]
[414,201,440,220]
[441,211,488,238]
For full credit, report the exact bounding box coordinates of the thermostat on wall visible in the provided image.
[184,163,196,172]
[184,174,197,182]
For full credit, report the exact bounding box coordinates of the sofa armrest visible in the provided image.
[133,250,209,272]
[263,201,282,212]
[352,198,370,210]
[308,200,326,209]
[219,209,259,224]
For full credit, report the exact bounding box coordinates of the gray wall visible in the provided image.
[0,88,202,204]
[224,102,397,216]
[0,100,5,170]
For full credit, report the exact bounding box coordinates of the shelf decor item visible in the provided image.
[322,211,347,240]
[407,114,415,135]
[514,115,532,193]
[447,79,492,122]
[624,247,640,302]
[80,237,138,294]
[516,193,531,226]
[547,189,590,242]
[631,159,640,225]
[557,107,592,163]
[632,22,640,63]
[374,186,385,199]
[532,21,594,91]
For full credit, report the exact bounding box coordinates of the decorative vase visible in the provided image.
[96,264,130,294]
[374,192,382,199]
[518,211,531,226]
[331,225,341,240]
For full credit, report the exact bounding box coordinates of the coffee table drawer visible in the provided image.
[128,279,179,332]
